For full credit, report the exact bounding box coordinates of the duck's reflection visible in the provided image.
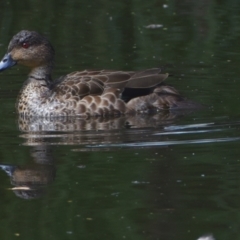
[18,110,194,132]
[1,110,195,199]
[0,146,55,199]
[18,111,196,149]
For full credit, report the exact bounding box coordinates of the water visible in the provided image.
[0,1,240,239]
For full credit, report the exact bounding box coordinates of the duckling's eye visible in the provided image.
[22,42,30,49]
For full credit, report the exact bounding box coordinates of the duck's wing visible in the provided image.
[53,68,168,98]
[93,68,169,89]
[126,68,169,88]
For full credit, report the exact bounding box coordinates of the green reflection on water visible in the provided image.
[0,0,240,240]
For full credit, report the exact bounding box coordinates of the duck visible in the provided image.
[0,30,198,117]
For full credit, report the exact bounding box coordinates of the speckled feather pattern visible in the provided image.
[17,73,128,117]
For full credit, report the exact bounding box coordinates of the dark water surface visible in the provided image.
[0,1,240,240]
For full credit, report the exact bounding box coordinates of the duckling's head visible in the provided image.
[0,30,55,72]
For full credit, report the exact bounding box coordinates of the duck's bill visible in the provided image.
[0,53,17,72]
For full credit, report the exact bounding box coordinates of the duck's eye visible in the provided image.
[22,42,30,49]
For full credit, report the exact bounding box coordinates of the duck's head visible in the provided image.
[0,30,54,72]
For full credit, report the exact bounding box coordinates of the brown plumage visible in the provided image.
[0,30,198,117]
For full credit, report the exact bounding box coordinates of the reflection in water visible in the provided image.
[3,110,240,205]
[1,110,196,200]
[18,110,198,149]
[18,110,195,132]
[0,146,55,199]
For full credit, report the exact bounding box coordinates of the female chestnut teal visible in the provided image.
[0,30,197,117]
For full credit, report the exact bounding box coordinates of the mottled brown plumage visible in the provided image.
[0,30,198,117]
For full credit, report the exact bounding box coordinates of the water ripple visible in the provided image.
[88,136,240,148]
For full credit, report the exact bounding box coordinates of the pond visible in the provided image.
[0,1,240,240]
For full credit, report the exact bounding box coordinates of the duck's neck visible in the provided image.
[28,64,53,86]
[17,65,54,115]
